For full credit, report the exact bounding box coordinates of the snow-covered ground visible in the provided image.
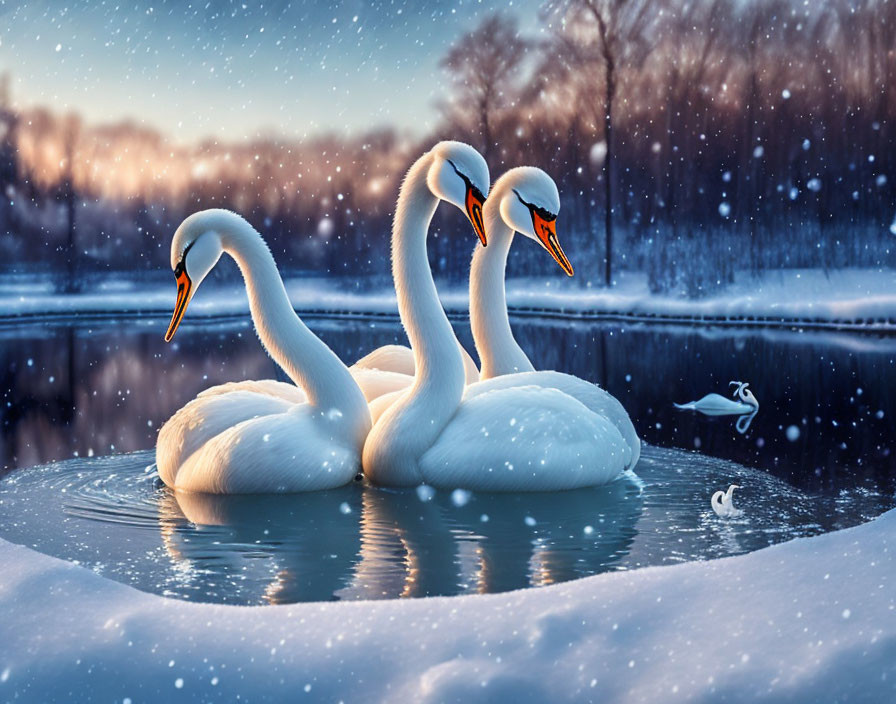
[2,268,895,329]
[0,509,892,702]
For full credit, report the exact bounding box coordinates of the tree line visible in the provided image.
[0,0,894,295]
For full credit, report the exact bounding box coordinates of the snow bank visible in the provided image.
[1,509,893,703]
[2,268,895,329]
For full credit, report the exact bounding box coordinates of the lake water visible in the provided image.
[0,314,893,603]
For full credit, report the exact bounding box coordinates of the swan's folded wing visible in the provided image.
[352,342,480,385]
[198,379,308,404]
[351,345,416,376]
[349,367,414,402]
[420,385,629,491]
[171,405,358,494]
[367,388,407,425]
[463,370,640,470]
[157,390,295,488]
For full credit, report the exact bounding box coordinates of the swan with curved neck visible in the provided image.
[351,168,570,384]
[362,143,630,490]
[156,209,371,493]
[711,484,743,518]
[472,166,567,378]
[456,167,640,468]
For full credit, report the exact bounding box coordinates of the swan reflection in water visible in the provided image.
[158,475,644,604]
[158,486,364,604]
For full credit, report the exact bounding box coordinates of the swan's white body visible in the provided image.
[675,381,759,434]
[362,143,630,491]
[156,210,371,494]
[468,167,640,468]
[711,484,743,518]
[674,393,752,415]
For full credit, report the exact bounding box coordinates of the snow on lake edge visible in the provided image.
[0,509,892,702]
[2,268,896,326]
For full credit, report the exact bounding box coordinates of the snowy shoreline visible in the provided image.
[1,268,895,331]
[0,508,892,702]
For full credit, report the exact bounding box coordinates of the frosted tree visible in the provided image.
[548,0,652,287]
[439,13,530,166]
[60,114,81,294]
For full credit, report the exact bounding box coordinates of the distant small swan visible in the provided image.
[711,484,743,518]
[675,380,759,434]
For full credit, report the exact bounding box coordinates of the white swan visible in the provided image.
[711,484,743,518]
[466,166,640,467]
[156,209,371,493]
[675,380,759,434]
[364,168,641,469]
[362,142,631,491]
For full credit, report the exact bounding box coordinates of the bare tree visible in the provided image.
[549,0,652,287]
[439,13,530,165]
[0,73,17,191]
[60,113,81,294]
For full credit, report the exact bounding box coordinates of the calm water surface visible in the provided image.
[0,315,893,603]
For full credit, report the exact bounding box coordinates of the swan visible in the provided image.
[364,167,641,470]
[362,142,631,491]
[465,166,640,467]
[156,209,371,493]
[675,380,759,434]
[711,484,743,518]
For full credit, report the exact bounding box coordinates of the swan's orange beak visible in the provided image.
[165,267,193,342]
[465,185,487,246]
[533,212,573,276]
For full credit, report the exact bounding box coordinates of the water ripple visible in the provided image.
[0,446,891,605]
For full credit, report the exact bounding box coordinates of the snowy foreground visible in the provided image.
[1,509,893,703]
[2,268,896,328]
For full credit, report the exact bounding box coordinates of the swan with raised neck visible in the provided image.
[363,147,632,490]
[471,166,570,378]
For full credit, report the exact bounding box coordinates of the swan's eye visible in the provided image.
[447,159,485,201]
[174,239,197,278]
[513,189,556,222]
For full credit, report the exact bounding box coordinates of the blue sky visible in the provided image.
[0,0,544,142]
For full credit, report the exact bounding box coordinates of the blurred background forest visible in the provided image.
[0,0,894,296]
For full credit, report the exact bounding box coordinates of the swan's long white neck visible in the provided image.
[214,214,368,420]
[363,152,475,485]
[393,153,466,399]
[470,194,534,379]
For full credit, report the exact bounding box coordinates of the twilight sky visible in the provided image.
[0,0,545,143]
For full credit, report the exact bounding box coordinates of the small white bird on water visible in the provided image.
[675,380,759,434]
[711,484,743,518]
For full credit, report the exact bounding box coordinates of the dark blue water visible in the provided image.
[2,316,893,492]
[0,316,893,604]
